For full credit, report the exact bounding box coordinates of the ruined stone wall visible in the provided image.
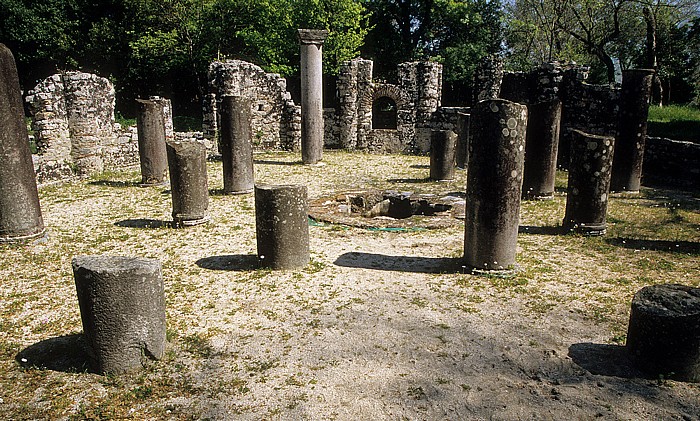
[398,61,443,153]
[644,137,700,189]
[473,55,504,104]
[205,60,299,151]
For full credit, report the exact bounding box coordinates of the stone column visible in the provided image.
[220,96,254,194]
[522,99,562,200]
[255,184,309,270]
[562,130,615,236]
[72,255,166,374]
[298,29,328,164]
[626,284,700,383]
[455,112,470,169]
[464,99,527,272]
[611,69,655,193]
[166,139,209,226]
[136,99,168,186]
[429,130,457,181]
[0,44,45,243]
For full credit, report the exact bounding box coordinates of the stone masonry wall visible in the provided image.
[644,137,700,189]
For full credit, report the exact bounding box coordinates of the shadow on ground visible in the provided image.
[605,237,700,254]
[115,219,174,229]
[519,225,562,235]
[254,159,301,166]
[334,252,464,274]
[16,334,94,373]
[568,343,649,379]
[196,254,261,271]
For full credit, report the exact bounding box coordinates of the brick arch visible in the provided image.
[359,83,409,111]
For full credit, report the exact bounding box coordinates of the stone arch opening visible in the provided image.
[372,96,397,129]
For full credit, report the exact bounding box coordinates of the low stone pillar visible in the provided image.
[136,99,168,186]
[72,255,166,374]
[69,118,103,175]
[430,130,457,181]
[626,284,700,382]
[522,99,562,200]
[0,43,45,243]
[464,99,527,272]
[455,112,470,169]
[298,29,328,164]
[220,96,254,194]
[611,69,655,193]
[166,139,209,226]
[562,130,615,236]
[255,184,309,269]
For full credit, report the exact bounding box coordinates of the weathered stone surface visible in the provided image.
[644,137,700,189]
[562,130,615,236]
[255,184,309,269]
[611,69,655,192]
[136,99,168,186]
[626,284,700,382]
[166,139,209,226]
[220,96,254,194]
[299,29,328,164]
[455,112,470,169]
[0,43,45,242]
[472,55,503,104]
[522,99,562,200]
[72,255,166,374]
[429,130,457,181]
[464,99,527,271]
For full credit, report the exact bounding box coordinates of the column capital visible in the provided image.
[298,29,328,45]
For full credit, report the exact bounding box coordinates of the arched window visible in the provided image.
[372,96,397,129]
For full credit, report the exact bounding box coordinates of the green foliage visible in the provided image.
[647,104,700,141]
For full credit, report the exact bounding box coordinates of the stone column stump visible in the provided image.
[563,130,615,236]
[72,255,166,374]
[136,99,168,186]
[255,184,309,270]
[220,96,254,194]
[455,112,471,170]
[464,99,527,272]
[166,139,209,226]
[522,99,562,200]
[626,284,700,382]
[0,43,45,243]
[298,29,328,164]
[611,69,655,193]
[430,130,457,181]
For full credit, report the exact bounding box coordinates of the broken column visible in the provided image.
[626,284,700,383]
[220,95,254,194]
[429,130,457,181]
[610,69,655,193]
[72,255,166,374]
[255,184,309,269]
[522,99,562,200]
[136,99,168,186]
[464,99,527,272]
[166,139,209,226]
[455,112,470,169]
[0,43,45,243]
[562,130,615,235]
[298,29,328,164]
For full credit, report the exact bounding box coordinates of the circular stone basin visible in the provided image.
[309,189,465,229]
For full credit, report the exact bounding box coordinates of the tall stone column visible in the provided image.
[298,29,328,164]
[220,96,254,194]
[136,99,168,186]
[455,112,470,169]
[563,130,615,236]
[166,139,209,226]
[522,99,562,200]
[0,44,45,243]
[611,69,655,193]
[464,99,527,272]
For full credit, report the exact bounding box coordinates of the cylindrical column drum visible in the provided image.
[72,255,166,374]
[522,99,562,200]
[166,139,209,226]
[455,112,471,169]
[136,99,168,186]
[220,95,254,194]
[429,130,457,181]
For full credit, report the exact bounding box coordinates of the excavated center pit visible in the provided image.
[309,189,466,229]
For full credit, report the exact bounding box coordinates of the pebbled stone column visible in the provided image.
[220,96,254,194]
[562,130,615,236]
[166,139,209,226]
[136,99,168,186]
[455,112,471,170]
[255,184,309,270]
[464,99,527,272]
[0,43,45,243]
[429,130,457,181]
[72,255,166,374]
[611,69,655,193]
[522,99,562,200]
[298,29,328,164]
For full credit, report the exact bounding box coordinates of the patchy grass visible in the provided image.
[647,104,700,142]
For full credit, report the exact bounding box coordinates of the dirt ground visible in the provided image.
[1,150,699,420]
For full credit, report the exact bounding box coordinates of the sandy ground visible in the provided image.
[1,150,699,420]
